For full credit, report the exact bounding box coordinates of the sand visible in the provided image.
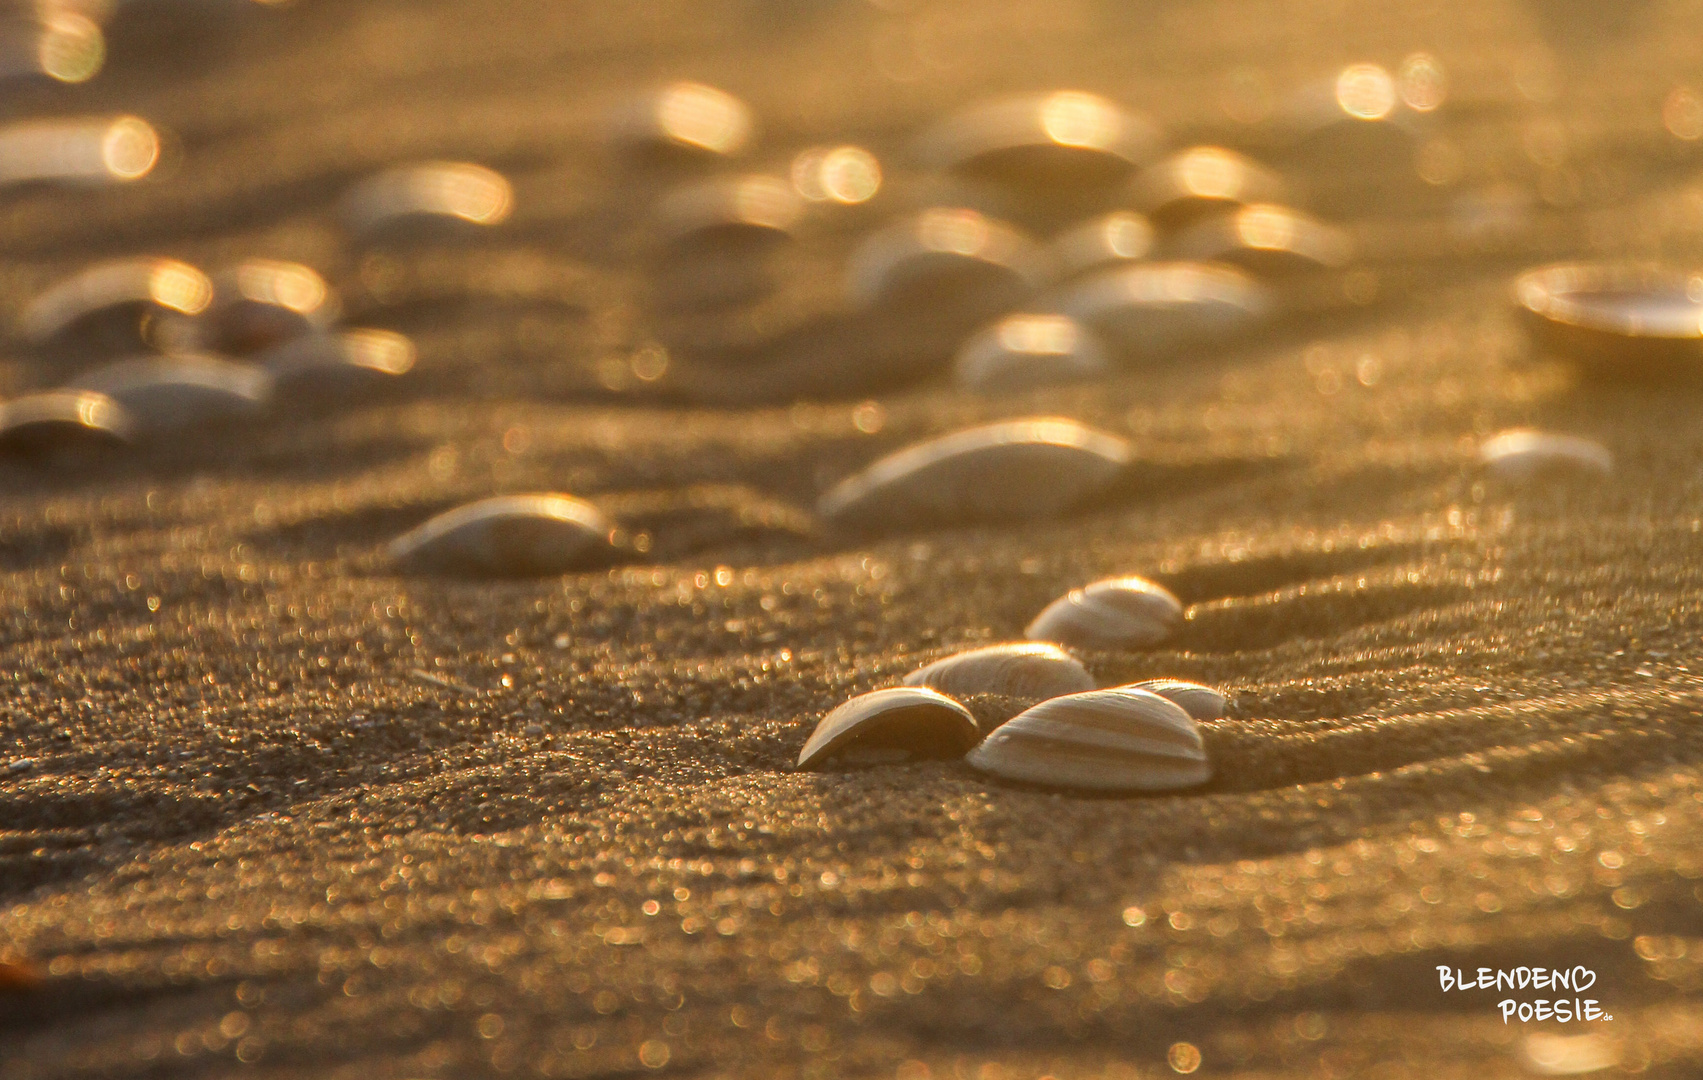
[2,0,1702,1076]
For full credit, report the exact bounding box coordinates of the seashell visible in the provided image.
[1477,429,1611,483]
[796,686,979,769]
[612,81,754,161]
[1042,211,1153,285]
[0,113,157,190]
[965,687,1211,791]
[1129,146,1285,228]
[652,173,803,253]
[846,207,1039,311]
[339,161,513,242]
[19,256,211,359]
[1025,576,1183,651]
[68,353,272,432]
[818,416,1132,531]
[1521,1032,1618,1077]
[1053,261,1271,361]
[916,91,1162,195]
[902,642,1095,701]
[1279,63,1422,168]
[0,10,104,85]
[790,145,882,206]
[953,313,1111,393]
[257,328,416,400]
[201,259,339,355]
[1171,203,1352,275]
[1121,679,1227,721]
[389,493,616,578]
[1513,262,1703,380]
[0,389,132,459]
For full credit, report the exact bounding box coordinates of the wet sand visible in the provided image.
[2,1,1702,1077]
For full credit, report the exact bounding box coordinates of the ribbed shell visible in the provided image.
[389,494,615,578]
[902,643,1094,701]
[818,417,1132,530]
[796,687,980,769]
[70,354,273,431]
[1122,679,1227,721]
[965,688,1211,791]
[1025,575,1183,650]
[1478,429,1612,482]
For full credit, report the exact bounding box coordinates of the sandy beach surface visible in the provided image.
[2,1,1702,1076]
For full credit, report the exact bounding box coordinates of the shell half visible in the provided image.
[796,686,980,769]
[902,642,1095,701]
[1120,679,1227,721]
[69,354,273,432]
[965,687,1211,791]
[389,494,616,578]
[1025,575,1183,650]
[1478,429,1612,482]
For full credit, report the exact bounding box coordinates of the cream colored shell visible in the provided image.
[1121,679,1227,720]
[389,494,614,578]
[1478,429,1611,482]
[796,686,980,769]
[902,642,1095,701]
[965,687,1211,791]
[1025,575,1183,650]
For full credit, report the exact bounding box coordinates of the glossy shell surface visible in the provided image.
[1121,679,1227,721]
[965,687,1211,792]
[1171,203,1352,274]
[20,257,211,351]
[796,686,980,769]
[1054,261,1271,360]
[340,161,513,240]
[917,91,1161,192]
[653,173,803,252]
[204,259,338,354]
[0,114,157,188]
[259,329,416,397]
[70,354,272,431]
[389,494,615,578]
[818,417,1132,530]
[1478,429,1612,482]
[613,81,754,160]
[1043,211,1153,284]
[0,389,132,457]
[1025,575,1184,650]
[953,313,1110,393]
[902,642,1095,701]
[846,207,1038,310]
[1513,263,1703,379]
[1130,146,1285,227]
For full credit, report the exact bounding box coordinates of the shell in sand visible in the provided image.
[965,687,1211,791]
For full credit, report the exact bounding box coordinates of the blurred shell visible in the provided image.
[1130,146,1285,227]
[902,642,1095,701]
[389,494,616,578]
[1121,678,1227,720]
[0,114,156,189]
[846,207,1039,310]
[653,173,803,252]
[796,686,979,769]
[20,256,211,355]
[0,389,131,457]
[69,354,272,431]
[1280,63,1421,166]
[965,687,1211,791]
[1513,263,1703,380]
[1478,429,1612,482]
[340,161,513,242]
[1171,204,1351,274]
[818,416,1132,530]
[258,328,416,399]
[0,11,104,85]
[1043,211,1153,284]
[202,259,338,355]
[612,81,754,160]
[1053,261,1271,360]
[953,313,1110,393]
[791,145,882,206]
[917,91,1161,193]
[1025,575,1183,650]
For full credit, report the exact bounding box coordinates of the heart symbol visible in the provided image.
[1572,966,1597,991]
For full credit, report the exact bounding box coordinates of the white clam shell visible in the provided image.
[1053,261,1271,360]
[796,686,980,769]
[389,494,615,578]
[953,313,1111,394]
[0,114,157,189]
[20,256,212,349]
[915,91,1161,190]
[612,81,754,160]
[1478,429,1612,482]
[340,161,513,241]
[69,354,272,431]
[1043,211,1153,285]
[1129,146,1285,227]
[1121,679,1227,721]
[1025,575,1183,650]
[846,207,1040,310]
[818,416,1132,530]
[0,389,132,456]
[653,173,802,251]
[902,642,1095,701]
[1171,203,1352,274]
[965,687,1211,791]
[204,259,338,354]
[258,328,416,398]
